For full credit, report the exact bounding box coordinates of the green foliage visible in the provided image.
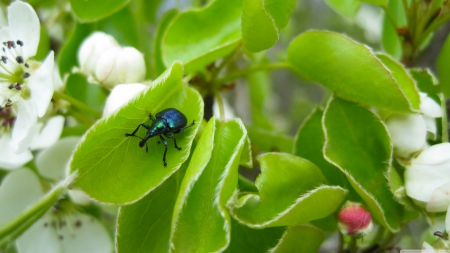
[230,153,347,227]
[162,0,242,72]
[324,0,360,19]
[70,62,203,204]
[288,30,419,113]
[323,96,404,231]
[70,0,131,23]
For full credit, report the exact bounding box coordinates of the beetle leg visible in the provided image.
[165,134,182,151]
[149,113,156,121]
[159,135,168,167]
[177,120,196,133]
[125,124,151,137]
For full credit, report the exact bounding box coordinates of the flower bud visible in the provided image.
[78,32,119,76]
[338,202,372,237]
[386,113,427,159]
[95,47,146,89]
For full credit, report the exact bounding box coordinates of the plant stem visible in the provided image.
[214,91,225,123]
[382,5,398,28]
[238,174,258,192]
[53,91,102,119]
[349,236,358,253]
[211,41,242,87]
[214,62,291,85]
[0,174,75,247]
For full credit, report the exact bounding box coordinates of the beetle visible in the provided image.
[125,108,195,167]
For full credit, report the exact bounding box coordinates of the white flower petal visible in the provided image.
[103,83,147,117]
[30,115,65,150]
[0,135,32,169]
[116,47,146,83]
[386,114,427,158]
[60,213,113,253]
[16,216,61,253]
[94,46,121,86]
[36,136,80,181]
[423,115,437,140]
[422,242,435,251]
[0,168,43,226]
[426,182,450,212]
[405,143,450,203]
[28,51,55,118]
[68,189,92,206]
[7,1,40,59]
[10,99,39,153]
[78,32,119,76]
[420,93,442,118]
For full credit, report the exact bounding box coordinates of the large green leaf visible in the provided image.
[70,62,203,204]
[358,0,386,5]
[242,0,278,52]
[269,225,324,253]
[241,0,297,52]
[70,0,131,23]
[324,0,361,19]
[288,30,418,113]
[246,126,293,153]
[230,153,347,228]
[162,0,242,72]
[323,96,403,231]
[116,168,183,253]
[247,66,275,130]
[170,118,247,252]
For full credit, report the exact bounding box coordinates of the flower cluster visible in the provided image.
[78,32,146,89]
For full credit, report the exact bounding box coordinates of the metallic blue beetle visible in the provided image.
[125,108,195,166]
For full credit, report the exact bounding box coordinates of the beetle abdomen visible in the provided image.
[156,108,187,130]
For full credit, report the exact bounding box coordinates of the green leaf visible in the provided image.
[242,0,298,52]
[242,0,278,52]
[162,0,242,72]
[225,218,285,253]
[287,30,418,113]
[376,53,420,110]
[264,0,297,29]
[437,33,450,97]
[70,0,131,23]
[154,9,178,76]
[246,126,293,153]
[70,62,203,204]
[116,169,182,253]
[410,69,440,104]
[358,0,386,6]
[58,22,93,75]
[294,108,349,188]
[381,0,406,59]
[323,96,403,231]
[269,225,324,253]
[170,118,247,252]
[324,0,361,19]
[230,153,347,228]
[239,136,253,168]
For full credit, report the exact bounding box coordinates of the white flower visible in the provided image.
[0,169,112,253]
[0,1,56,158]
[78,32,146,89]
[102,83,147,117]
[385,93,442,159]
[78,32,118,76]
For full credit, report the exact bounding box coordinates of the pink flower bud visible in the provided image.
[338,202,372,237]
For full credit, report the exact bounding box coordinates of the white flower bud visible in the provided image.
[103,83,147,117]
[386,113,427,159]
[78,32,119,76]
[420,93,442,140]
[95,47,146,89]
[405,143,450,208]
